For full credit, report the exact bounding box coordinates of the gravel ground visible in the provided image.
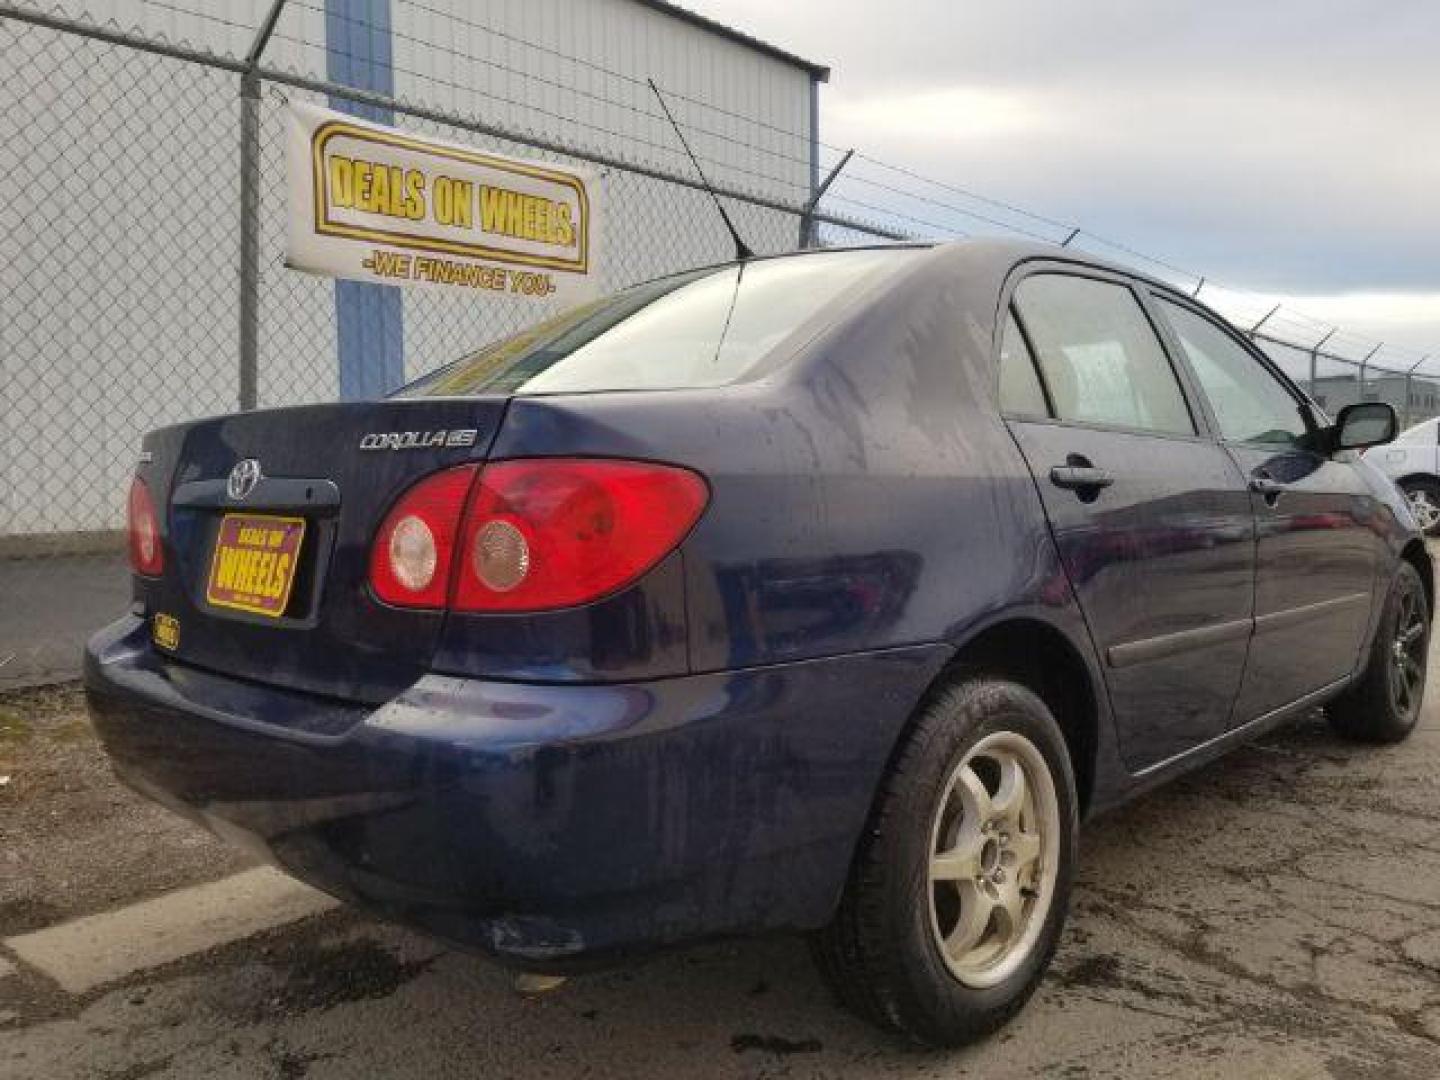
[0,684,255,935]
[2,659,1439,1078]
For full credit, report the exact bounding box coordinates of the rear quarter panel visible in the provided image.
[485,245,1122,856]
[489,245,1100,677]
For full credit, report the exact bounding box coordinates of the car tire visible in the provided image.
[811,676,1078,1047]
[1327,561,1429,744]
[1400,478,1440,537]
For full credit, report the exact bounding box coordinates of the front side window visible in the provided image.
[1157,299,1309,447]
[396,248,920,398]
[1013,274,1194,435]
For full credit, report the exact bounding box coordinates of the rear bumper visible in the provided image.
[85,616,947,970]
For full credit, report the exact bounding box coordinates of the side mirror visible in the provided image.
[1332,401,1398,452]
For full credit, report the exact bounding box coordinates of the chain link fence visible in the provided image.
[810,161,1440,420]
[0,1,897,686]
[2,1,1433,687]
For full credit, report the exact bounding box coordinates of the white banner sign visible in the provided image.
[286,102,600,300]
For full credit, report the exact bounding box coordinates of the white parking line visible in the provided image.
[2,867,337,994]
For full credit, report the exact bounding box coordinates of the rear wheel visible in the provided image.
[1400,478,1440,537]
[812,677,1077,1046]
[1328,561,1429,743]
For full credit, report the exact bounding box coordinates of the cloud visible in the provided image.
[1208,290,1440,361]
[829,86,1053,142]
[685,0,1440,347]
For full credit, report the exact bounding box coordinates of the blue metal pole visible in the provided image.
[324,0,404,400]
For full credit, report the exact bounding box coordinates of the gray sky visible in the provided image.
[688,0,1440,356]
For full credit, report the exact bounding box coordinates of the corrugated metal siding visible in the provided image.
[3,14,244,534]
[3,0,817,533]
[13,0,264,58]
[383,0,818,385]
[382,0,814,201]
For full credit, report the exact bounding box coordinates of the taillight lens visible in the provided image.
[369,459,707,612]
[453,459,709,612]
[127,476,164,577]
[369,465,478,608]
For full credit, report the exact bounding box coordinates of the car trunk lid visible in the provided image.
[138,398,507,703]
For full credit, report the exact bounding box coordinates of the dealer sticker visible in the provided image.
[206,514,306,618]
[152,613,180,651]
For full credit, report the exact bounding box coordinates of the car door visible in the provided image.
[1150,294,1384,721]
[1000,268,1256,771]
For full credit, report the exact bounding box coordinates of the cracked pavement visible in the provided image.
[3,648,1439,1078]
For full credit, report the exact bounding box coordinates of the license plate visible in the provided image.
[205,513,306,618]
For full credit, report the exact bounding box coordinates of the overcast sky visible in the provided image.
[688,0,1440,358]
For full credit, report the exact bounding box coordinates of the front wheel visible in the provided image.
[812,677,1078,1046]
[1400,478,1440,537]
[1328,561,1429,743]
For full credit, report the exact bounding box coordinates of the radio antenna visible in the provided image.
[648,78,753,260]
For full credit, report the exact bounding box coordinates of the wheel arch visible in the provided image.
[1393,472,1440,492]
[1400,537,1433,614]
[924,618,1100,816]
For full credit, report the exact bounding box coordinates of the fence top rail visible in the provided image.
[0,1,904,244]
[3,0,1431,376]
[1251,328,1426,381]
[248,66,909,242]
[0,1,247,71]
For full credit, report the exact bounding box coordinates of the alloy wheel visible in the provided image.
[1406,488,1440,532]
[1390,582,1428,722]
[927,731,1061,989]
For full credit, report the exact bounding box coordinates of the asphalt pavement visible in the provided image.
[0,554,129,690]
[2,640,1439,1078]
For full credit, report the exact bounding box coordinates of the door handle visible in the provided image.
[1049,465,1114,492]
[1249,476,1286,497]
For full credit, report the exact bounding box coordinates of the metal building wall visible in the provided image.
[1,0,819,535]
[386,0,816,201]
[384,0,820,382]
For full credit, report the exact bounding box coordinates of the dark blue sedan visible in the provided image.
[87,240,1429,1045]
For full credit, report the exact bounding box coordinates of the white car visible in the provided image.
[1365,417,1440,534]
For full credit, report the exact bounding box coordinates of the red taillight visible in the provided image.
[368,459,709,612]
[454,459,709,612]
[127,476,164,577]
[369,465,479,608]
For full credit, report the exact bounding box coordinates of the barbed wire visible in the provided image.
[3,0,1435,382]
[382,0,825,148]
[281,1,823,177]
[3,0,1437,689]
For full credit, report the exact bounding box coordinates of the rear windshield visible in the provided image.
[395,248,920,397]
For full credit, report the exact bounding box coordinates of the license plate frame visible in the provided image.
[204,513,307,618]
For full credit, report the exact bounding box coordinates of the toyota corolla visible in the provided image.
[86,241,1429,1045]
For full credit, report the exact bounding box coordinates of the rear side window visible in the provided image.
[998,310,1049,417]
[1156,299,1309,447]
[1014,274,1194,436]
[396,249,919,397]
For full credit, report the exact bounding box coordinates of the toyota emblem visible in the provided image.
[227,458,263,501]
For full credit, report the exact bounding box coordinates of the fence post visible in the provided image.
[797,149,852,249]
[237,73,261,411]
[1403,355,1429,429]
[237,0,288,411]
[1308,328,1336,403]
[1358,343,1382,404]
[1248,303,1282,343]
